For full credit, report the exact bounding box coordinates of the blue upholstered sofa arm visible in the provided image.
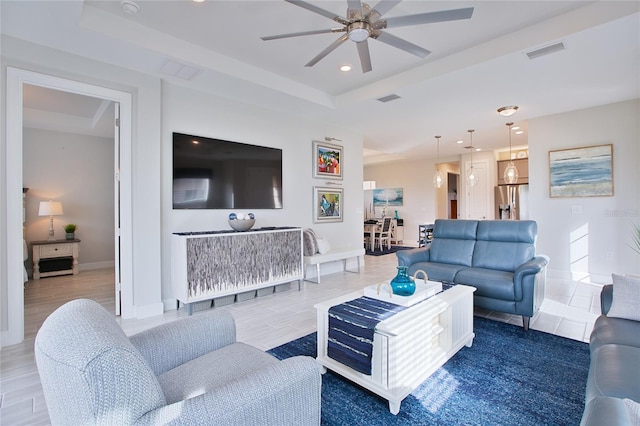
[130,309,237,376]
[135,356,323,426]
[396,247,430,266]
[513,255,549,301]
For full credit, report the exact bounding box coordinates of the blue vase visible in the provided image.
[390,266,416,296]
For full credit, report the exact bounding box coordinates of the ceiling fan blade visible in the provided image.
[383,7,474,28]
[367,0,401,19]
[356,40,373,73]
[261,28,343,41]
[305,34,349,67]
[347,0,362,10]
[285,0,349,26]
[374,31,431,58]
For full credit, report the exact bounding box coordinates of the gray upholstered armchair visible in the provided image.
[35,299,322,425]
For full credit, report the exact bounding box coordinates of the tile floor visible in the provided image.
[1,252,604,424]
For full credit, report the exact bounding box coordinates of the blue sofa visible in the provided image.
[396,219,549,330]
[581,284,640,425]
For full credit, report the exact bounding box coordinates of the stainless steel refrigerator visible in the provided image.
[495,185,529,220]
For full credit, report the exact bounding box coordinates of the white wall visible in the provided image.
[23,128,115,271]
[160,82,364,308]
[529,99,640,281]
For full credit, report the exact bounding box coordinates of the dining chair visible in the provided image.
[374,217,392,251]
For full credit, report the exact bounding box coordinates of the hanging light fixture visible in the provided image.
[433,135,444,188]
[503,122,519,184]
[466,129,477,187]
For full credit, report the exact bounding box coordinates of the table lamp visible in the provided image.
[39,200,64,241]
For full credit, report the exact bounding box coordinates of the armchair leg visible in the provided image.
[522,316,530,331]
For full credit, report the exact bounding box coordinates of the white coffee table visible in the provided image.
[315,284,475,415]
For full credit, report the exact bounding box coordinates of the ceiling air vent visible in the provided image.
[160,60,200,80]
[377,94,401,103]
[525,42,565,60]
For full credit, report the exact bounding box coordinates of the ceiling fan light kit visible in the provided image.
[261,0,474,73]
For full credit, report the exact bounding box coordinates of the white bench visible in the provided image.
[303,247,365,283]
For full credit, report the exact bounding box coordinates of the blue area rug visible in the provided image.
[365,245,415,256]
[268,317,590,425]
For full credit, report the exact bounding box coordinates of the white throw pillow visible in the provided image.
[607,274,640,321]
[316,238,332,254]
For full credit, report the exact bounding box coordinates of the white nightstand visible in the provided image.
[32,239,80,279]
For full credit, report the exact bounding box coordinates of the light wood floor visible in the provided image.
[0,254,602,425]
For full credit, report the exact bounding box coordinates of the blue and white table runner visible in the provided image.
[327,297,408,375]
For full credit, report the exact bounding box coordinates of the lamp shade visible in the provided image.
[39,201,63,216]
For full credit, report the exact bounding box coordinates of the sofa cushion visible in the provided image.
[607,274,640,321]
[590,315,640,351]
[406,262,467,283]
[158,342,279,404]
[454,267,515,301]
[429,220,478,267]
[473,220,537,272]
[585,344,640,403]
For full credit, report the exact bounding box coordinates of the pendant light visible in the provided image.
[466,129,477,187]
[433,135,444,188]
[503,122,519,184]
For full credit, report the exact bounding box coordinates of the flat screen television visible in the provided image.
[173,132,283,209]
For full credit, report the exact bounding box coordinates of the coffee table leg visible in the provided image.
[389,400,401,415]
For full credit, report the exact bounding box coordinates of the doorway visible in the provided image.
[3,67,133,346]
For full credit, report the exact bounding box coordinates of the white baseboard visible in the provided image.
[79,261,115,271]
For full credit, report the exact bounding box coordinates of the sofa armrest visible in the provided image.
[129,309,236,376]
[600,284,613,315]
[135,356,323,426]
[580,396,635,426]
[513,255,549,301]
[396,247,430,266]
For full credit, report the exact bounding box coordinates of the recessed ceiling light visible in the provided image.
[193,0,205,2]
[456,140,464,144]
[120,0,140,15]
[339,64,352,72]
[475,148,482,152]
[515,130,524,135]
[512,126,520,131]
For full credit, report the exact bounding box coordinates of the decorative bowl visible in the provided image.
[228,218,255,232]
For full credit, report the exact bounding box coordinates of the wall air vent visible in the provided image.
[377,94,401,103]
[525,42,566,60]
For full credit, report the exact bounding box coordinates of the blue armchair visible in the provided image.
[35,299,322,425]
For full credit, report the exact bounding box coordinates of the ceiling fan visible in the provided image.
[261,0,474,73]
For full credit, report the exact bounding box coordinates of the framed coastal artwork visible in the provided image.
[373,188,404,206]
[313,140,343,180]
[549,144,613,198]
[313,187,343,223]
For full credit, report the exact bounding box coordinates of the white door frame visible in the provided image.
[3,67,134,346]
